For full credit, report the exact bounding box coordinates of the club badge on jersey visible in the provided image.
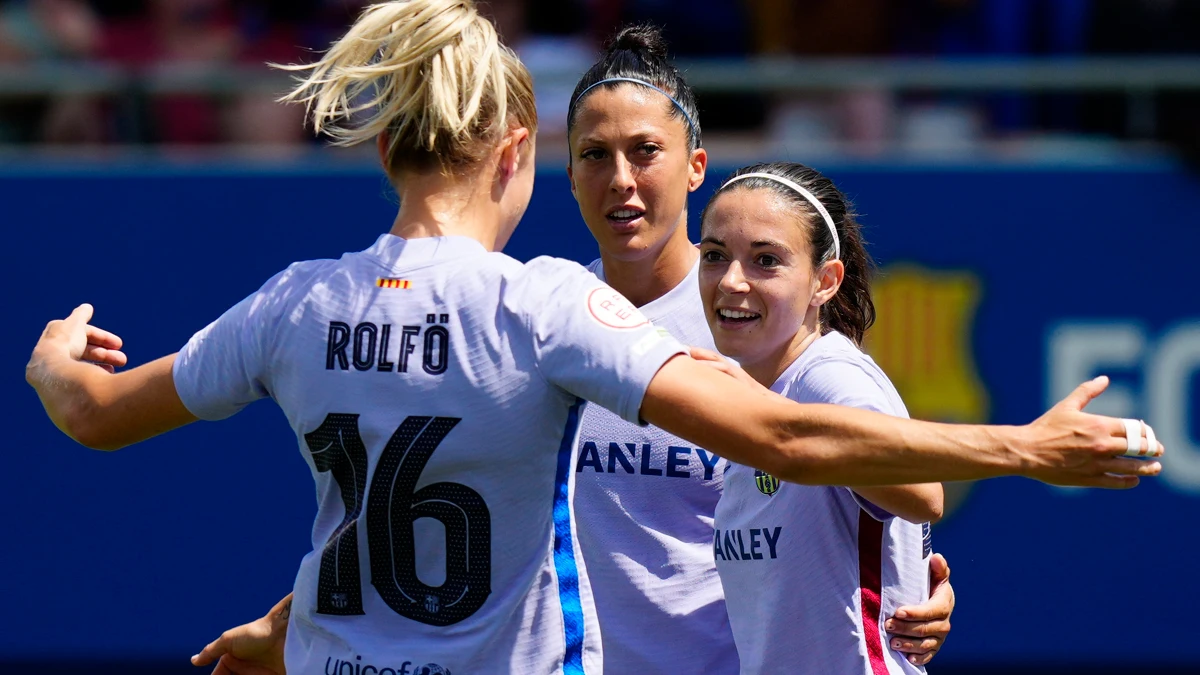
[755,470,780,496]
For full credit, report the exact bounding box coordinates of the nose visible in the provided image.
[718,261,750,295]
[609,154,635,194]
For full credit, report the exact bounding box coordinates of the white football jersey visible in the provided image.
[173,234,687,675]
[715,331,931,675]
[576,259,739,674]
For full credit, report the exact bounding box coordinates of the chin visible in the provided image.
[708,334,746,361]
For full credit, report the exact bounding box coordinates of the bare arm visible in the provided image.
[26,304,197,450]
[641,355,1162,489]
[685,348,946,521]
[854,484,944,524]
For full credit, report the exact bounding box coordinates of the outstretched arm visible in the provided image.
[642,354,1162,489]
[26,304,197,450]
[686,347,945,521]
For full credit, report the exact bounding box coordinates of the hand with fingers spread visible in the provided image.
[192,594,290,675]
[887,553,954,666]
[1019,376,1164,489]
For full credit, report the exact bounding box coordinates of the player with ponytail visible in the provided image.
[564,25,954,673]
[27,8,1158,674]
[700,162,942,672]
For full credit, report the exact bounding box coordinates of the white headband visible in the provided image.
[720,172,840,261]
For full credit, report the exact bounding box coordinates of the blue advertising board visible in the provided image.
[2,159,1196,670]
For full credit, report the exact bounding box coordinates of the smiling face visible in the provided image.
[698,186,844,384]
[567,84,706,264]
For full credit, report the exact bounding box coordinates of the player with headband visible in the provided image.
[184,21,1158,675]
[699,162,939,674]
[561,25,936,672]
[21,10,1152,674]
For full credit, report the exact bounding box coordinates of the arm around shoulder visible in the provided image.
[641,357,1160,488]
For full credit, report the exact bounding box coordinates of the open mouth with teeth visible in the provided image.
[607,207,646,226]
[716,308,761,325]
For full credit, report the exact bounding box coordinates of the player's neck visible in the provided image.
[388,170,503,250]
[741,321,823,388]
[600,225,698,308]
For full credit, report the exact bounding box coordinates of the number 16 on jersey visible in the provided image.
[304,413,492,626]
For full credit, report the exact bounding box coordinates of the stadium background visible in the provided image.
[3,1,1198,673]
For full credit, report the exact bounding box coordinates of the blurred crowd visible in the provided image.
[1,0,1198,159]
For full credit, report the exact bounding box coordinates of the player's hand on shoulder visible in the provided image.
[887,553,954,666]
[1021,376,1163,489]
[687,347,766,394]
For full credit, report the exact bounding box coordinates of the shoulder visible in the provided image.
[585,257,603,277]
[242,258,341,319]
[271,258,340,289]
[503,256,602,296]
[524,255,593,277]
[786,334,907,416]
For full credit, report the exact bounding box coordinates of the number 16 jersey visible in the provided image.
[172,233,687,675]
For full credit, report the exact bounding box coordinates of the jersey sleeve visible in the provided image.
[172,269,292,421]
[796,356,909,521]
[506,256,688,425]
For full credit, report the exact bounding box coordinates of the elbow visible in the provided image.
[61,401,126,452]
[920,498,944,525]
[920,487,945,524]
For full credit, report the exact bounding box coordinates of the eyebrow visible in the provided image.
[751,238,790,250]
[699,235,790,251]
[574,130,666,147]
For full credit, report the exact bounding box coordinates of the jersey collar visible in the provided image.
[366,233,489,268]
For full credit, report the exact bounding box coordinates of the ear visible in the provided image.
[497,126,530,183]
[687,147,708,192]
[566,162,577,199]
[811,259,845,307]
[376,131,390,166]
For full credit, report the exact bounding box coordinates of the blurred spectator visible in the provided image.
[1085,0,1200,164]
[102,0,306,145]
[745,0,892,154]
[0,0,1195,159]
[477,0,595,137]
[0,0,105,143]
[606,0,764,135]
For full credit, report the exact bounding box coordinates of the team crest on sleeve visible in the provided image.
[586,286,650,330]
[754,470,780,496]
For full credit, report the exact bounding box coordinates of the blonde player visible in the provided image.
[200,25,959,674]
[27,3,1161,675]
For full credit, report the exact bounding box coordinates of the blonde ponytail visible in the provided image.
[278,0,537,171]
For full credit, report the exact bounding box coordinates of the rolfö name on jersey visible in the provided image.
[576,441,722,481]
[713,526,783,562]
[326,314,450,375]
